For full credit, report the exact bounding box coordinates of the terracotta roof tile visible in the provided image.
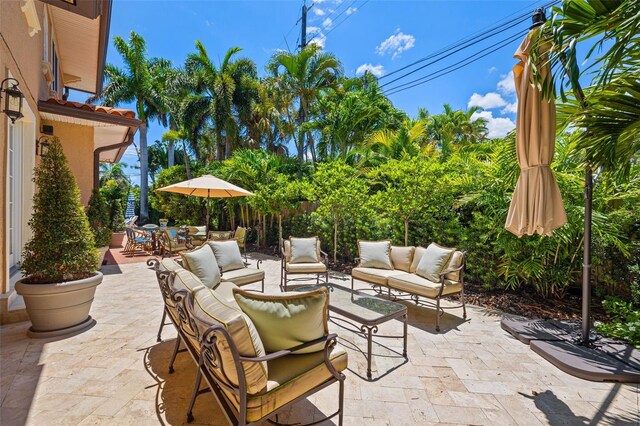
[43,98,137,119]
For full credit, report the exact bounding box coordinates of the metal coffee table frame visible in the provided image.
[299,283,408,380]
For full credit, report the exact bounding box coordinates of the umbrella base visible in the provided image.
[501,317,640,383]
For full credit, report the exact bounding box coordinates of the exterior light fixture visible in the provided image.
[36,136,50,158]
[1,78,24,123]
[531,8,547,28]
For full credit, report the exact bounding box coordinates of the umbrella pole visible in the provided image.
[582,166,593,344]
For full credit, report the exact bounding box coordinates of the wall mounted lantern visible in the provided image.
[1,78,24,123]
[36,136,50,158]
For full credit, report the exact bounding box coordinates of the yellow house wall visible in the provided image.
[44,120,95,205]
[0,0,46,319]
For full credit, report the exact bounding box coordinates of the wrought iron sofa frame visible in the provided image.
[351,252,467,332]
[280,245,329,291]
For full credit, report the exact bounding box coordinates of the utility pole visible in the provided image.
[300,1,308,50]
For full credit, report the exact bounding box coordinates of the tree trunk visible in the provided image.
[182,140,192,179]
[278,213,283,255]
[333,216,338,263]
[216,131,224,161]
[404,219,409,246]
[167,140,175,167]
[308,133,317,170]
[262,214,266,246]
[139,122,149,223]
[225,133,232,159]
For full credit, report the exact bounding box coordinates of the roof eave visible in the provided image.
[96,0,112,93]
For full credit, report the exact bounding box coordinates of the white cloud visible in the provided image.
[313,8,326,16]
[356,64,385,77]
[306,26,326,48]
[501,102,518,114]
[375,30,415,60]
[497,71,516,94]
[471,110,515,139]
[322,17,333,29]
[488,66,497,74]
[467,92,507,110]
[346,6,357,15]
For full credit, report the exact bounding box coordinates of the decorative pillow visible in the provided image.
[390,246,415,272]
[358,240,393,270]
[208,240,245,272]
[180,245,221,289]
[233,287,329,354]
[290,237,319,264]
[192,286,268,394]
[410,246,428,273]
[172,268,206,293]
[415,243,456,282]
[445,251,464,282]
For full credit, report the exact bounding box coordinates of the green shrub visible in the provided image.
[21,137,98,283]
[87,188,112,247]
[109,199,125,232]
[595,298,640,348]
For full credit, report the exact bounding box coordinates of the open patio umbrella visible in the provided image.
[504,20,567,237]
[157,174,254,235]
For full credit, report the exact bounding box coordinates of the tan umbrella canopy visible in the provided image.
[157,175,254,234]
[505,28,567,237]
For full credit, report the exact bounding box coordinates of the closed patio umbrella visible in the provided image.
[505,25,567,237]
[157,175,254,235]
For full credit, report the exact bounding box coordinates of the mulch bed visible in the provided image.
[249,244,607,322]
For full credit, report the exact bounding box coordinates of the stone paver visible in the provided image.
[1,254,638,425]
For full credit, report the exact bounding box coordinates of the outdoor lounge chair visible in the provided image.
[123,226,152,256]
[171,283,347,425]
[187,226,208,247]
[280,237,329,291]
[233,226,248,260]
[159,227,190,257]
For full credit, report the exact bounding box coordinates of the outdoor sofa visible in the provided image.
[351,240,467,332]
[148,248,347,425]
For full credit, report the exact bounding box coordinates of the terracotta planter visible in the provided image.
[15,272,103,338]
[110,231,126,248]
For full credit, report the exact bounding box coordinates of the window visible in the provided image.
[8,120,23,270]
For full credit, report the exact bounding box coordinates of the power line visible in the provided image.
[307,0,369,45]
[379,0,559,83]
[384,30,528,96]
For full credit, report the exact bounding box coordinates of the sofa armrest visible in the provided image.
[320,250,329,264]
[353,257,361,267]
[438,263,465,279]
[239,333,338,362]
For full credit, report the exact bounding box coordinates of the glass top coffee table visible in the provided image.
[298,283,408,380]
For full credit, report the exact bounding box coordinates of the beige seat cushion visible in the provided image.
[209,240,245,272]
[192,286,268,395]
[180,245,221,289]
[390,246,415,272]
[285,262,327,273]
[215,280,240,304]
[415,243,455,282]
[221,267,265,286]
[358,240,393,269]
[233,288,329,354]
[290,237,320,263]
[241,345,348,422]
[352,267,403,285]
[159,258,183,272]
[388,273,462,299]
[445,251,464,281]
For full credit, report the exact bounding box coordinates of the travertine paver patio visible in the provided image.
[1,254,638,425]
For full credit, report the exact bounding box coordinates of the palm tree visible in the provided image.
[185,43,258,160]
[267,44,343,171]
[425,104,487,157]
[89,32,169,223]
[365,118,432,162]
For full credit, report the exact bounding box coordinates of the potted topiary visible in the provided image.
[87,188,112,267]
[109,198,126,248]
[16,137,102,338]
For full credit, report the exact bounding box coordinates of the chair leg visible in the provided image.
[338,377,345,426]
[461,290,467,319]
[317,273,320,285]
[261,279,265,293]
[435,297,441,332]
[157,310,167,342]
[186,367,202,423]
[351,276,354,291]
[326,270,329,283]
[168,336,181,374]
[283,271,288,292]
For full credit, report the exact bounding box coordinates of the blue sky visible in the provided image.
[76,0,557,184]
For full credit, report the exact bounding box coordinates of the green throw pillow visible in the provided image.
[233,287,329,354]
[180,244,221,289]
[415,243,455,282]
[208,241,245,272]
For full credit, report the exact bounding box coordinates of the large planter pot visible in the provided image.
[110,231,126,248]
[97,246,109,268]
[15,272,103,338]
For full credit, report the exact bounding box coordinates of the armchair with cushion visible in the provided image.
[233,226,248,259]
[124,226,152,256]
[280,237,329,291]
[159,227,190,257]
[172,283,347,425]
[187,226,208,247]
